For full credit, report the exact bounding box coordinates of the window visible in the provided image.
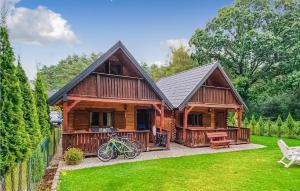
[188,113,203,126]
[90,112,100,127]
[103,112,112,127]
[110,63,122,75]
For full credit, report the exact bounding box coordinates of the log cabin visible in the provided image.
[48,41,250,155]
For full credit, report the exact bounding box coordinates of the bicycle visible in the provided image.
[97,133,138,162]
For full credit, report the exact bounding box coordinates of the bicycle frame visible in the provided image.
[106,137,134,155]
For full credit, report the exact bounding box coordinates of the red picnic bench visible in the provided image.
[206,132,231,149]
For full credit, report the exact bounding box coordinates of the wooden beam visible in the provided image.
[237,108,242,129]
[67,100,80,112]
[96,74,101,97]
[210,109,215,128]
[188,103,240,109]
[160,101,165,131]
[62,101,69,132]
[68,96,161,105]
[152,104,161,114]
[183,107,188,143]
[186,106,194,114]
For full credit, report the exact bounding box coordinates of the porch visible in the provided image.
[62,130,171,156]
[175,126,250,147]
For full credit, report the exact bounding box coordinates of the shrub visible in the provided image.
[266,119,274,136]
[64,148,83,165]
[250,115,256,135]
[256,117,265,136]
[243,117,249,128]
[275,116,283,137]
[285,113,295,138]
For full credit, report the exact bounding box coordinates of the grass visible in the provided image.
[59,136,300,191]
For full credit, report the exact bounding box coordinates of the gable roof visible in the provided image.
[47,41,173,109]
[157,63,248,110]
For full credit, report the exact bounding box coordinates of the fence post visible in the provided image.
[18,161,22,191]
[1,175,6,191]
[27,158,31,191]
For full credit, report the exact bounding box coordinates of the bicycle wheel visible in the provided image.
[124,144,137,159]
[133,141,142,156]
[97,143,113,162]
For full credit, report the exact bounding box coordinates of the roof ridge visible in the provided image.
[158,62,217,82]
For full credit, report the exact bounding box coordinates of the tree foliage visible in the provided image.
[190,0,300,119]
[285,113,295,138]
[143,47,197,81]
[275,115,283,137]
[35,72,50,137]
[16,60,42,149]
[39,53,100,91]
[0,24,30,174]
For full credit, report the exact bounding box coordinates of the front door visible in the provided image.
[136,109,151,130]
[216,112,226,128]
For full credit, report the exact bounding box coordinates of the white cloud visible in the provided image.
[1,0,78,46]
[164,38,189,50]
[150,60,164,66]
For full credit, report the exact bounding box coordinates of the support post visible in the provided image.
[160,101,165,132]
[62,101,69,132]
[183,107,188,144]
[210,108,215,128]
[237,108,242,143]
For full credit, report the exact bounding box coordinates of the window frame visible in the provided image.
[187,112,203,127]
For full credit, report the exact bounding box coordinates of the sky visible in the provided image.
[2,0,233,79]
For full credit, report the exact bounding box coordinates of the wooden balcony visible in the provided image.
[190,85,239,105]
[68,72,159,100]
[175,127,250,147]
[62,130,171,156]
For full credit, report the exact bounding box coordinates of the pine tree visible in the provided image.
[256,117,264,136]
[0,23,30,174]
[35,72,51,137]
[16,59,42,148]
[250,115,256,135]
[243,116,249,128]
[276,116,283,138]
[285,113,295,138]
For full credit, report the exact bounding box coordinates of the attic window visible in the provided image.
[106,60,122,75]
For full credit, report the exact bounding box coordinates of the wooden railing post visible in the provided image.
[146,131,149,151]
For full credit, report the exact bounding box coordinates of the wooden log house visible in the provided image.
[48,41,250,155]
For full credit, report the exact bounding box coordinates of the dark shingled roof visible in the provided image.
[47,41,173,109]
[157,63,248,110]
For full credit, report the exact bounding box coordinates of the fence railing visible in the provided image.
[175,126,250,147]
[0,126,61,191]
[62,130,150,155]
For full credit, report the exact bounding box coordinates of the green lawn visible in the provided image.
[59,136,300,191]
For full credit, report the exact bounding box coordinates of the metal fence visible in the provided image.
[0,126,61,191]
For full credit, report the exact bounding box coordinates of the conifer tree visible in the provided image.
[35,72,51,137]
[243,116,249,128]
[16,59,42,148]
[266,119,272,137]
[256,117,264,136]
[276,116,283,138]
[250,115,256,135]
[285,113,295,138]
[0,23,29,174]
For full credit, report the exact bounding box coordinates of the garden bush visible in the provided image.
[64,148,84,165]
[241,114,300,139]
